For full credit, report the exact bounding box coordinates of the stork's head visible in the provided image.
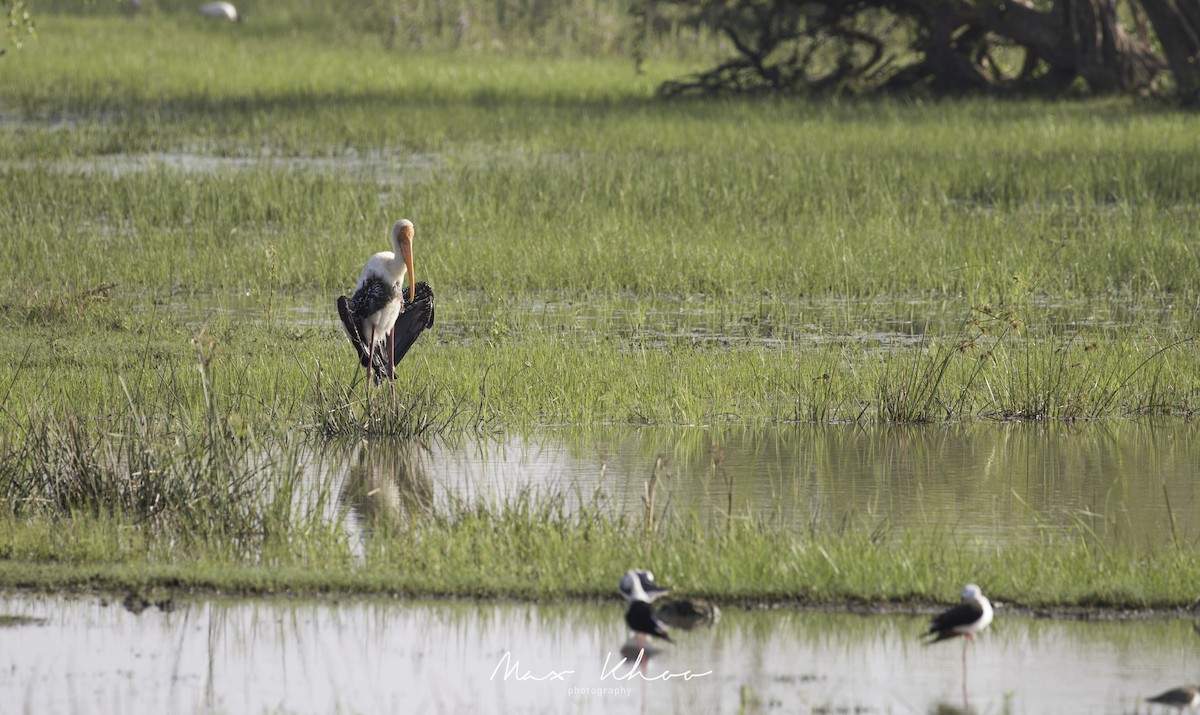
[392,219,416,302]
[961,584,982,601]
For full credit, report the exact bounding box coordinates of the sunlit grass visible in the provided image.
[1,483,1196,609]
[0,291,1196,433]
[2,8,1200,605]
[4,123,1200,301]
[2,316,1197,603]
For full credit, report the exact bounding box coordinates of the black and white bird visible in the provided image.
[619,569,720,630]
[621,569,672,647]
[1146,686,1200,711]
[619,569,670,603]
[337,219,433,386]
[924,583,994,668]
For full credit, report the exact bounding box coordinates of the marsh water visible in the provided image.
[156,288,1199,552]
[311,420,1200,552]
[13,290,1200,713]
[2,592,1198,715]
[4,422,1195,714]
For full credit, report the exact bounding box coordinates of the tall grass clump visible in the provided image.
[0,379,345,561]
[311,361,475,437]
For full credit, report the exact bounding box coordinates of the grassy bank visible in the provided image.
[4,108,1200,299]
[3,16,1199,434]
[4,13,1200,436]
[1,503,1197,610]
[4,17,1200,301]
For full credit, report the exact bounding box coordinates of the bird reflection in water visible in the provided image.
[927,702,978,715]
[617,640,668,667]
[334,439,435,536]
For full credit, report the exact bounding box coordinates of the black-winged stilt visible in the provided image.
[620,569,672,647]
[619,569,721,630]
[1146,686,1200,711]
[619,569,670,603]
[924,583,994,670]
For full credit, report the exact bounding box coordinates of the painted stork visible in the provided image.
[620,569,672,648]
[924,583,994,670]
[337,219,433,386]
[1146,686,1200,711]
[619,569,721,630]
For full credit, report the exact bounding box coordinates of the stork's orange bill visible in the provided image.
[399,224,416,302]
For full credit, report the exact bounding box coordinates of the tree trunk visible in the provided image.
[1067,0,1160,92]
[1138,0,1200,103]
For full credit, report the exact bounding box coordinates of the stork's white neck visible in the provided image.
[387,254,408,284]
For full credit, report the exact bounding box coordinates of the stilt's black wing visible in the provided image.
[337,295,372,368]
[625,600,672,642]
[377,282,435,381]
[925,600,984,642]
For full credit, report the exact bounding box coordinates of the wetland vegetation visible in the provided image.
[1,1,1198,608]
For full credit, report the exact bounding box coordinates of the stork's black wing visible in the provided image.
[350,276,399,322]
[338,275,398,371]
[377,282,435,380]
[337,295,372,368]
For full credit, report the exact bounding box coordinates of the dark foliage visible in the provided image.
[647,0,1200,101]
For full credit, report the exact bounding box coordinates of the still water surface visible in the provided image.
[307,421,1200,551]
[1,593,1196,714]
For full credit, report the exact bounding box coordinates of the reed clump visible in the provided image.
[311,362,475,437]
[0,391,344,560]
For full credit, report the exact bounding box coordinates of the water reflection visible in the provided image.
[333,438,435,527]
[307,421,1200,551]
[1,593,1196,714]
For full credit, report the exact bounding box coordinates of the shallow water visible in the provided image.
[166,290,1191,349]
[1,593,1196,715]
[3,150,440,182]
[308,420,1200,553]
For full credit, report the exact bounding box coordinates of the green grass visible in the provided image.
[0,295,1195,433]
[2,491,1197,610]
[4,19,1200,302]
[5,112,1200,298]
[3,8,1200,606]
